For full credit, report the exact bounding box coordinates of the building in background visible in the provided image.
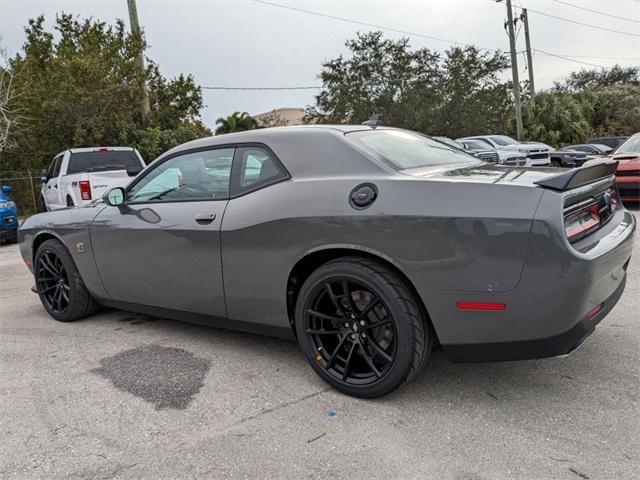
[253,108,305,128]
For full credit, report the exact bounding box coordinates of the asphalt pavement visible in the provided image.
[1,211,638,479]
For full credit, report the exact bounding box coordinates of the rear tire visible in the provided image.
[295,257,433,398]
[66,196,74,207]
[34,239,99,322]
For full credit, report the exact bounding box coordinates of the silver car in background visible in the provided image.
[458,134,551,166]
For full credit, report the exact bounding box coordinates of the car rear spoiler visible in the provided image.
[534,160,618,191]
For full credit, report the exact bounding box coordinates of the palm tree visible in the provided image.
[215,111,258,135]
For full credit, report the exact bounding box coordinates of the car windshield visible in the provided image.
[434,137,463,149]
[347,129,479,171]
[462,139,491,150]
[615,136,640,154]
[67,151,143,174]
[488,135,519,146]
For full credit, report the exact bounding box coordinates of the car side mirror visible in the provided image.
[1,185,12,194]
[40,169,48,183]
[103,187,126,207]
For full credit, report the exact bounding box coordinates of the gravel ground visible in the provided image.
[1,210,638,479]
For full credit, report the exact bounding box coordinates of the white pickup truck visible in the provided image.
[40,147,145,210]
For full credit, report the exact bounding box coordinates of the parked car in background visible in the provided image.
[19,125,635,397]
[457,135,550,166]
[541,146,590,168]
[586,134,639,203]
[586,136,628,150]
[456,138,524,165]
[566,144,613,157]
[0,185,18,244]
[41,147,145,211]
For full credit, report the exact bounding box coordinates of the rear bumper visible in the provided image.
[444,274,627,362]
[422,205,635,363]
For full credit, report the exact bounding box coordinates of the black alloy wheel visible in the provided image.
[34,239,99,322]
[305,277,397,385]
[36,248,70,315]
[296,257,432,398]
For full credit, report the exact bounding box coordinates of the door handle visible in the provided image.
[195,213,216,225]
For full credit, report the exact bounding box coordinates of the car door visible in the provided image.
[220,145,290,326]
[44,155,63,209]
[90,147,234,317]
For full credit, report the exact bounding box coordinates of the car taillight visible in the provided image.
[79,180,92,200]
[564,203,600,242]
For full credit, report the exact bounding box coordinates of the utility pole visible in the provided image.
[504,0,523,139]
[127,0,151,125]
[522,8,535,107]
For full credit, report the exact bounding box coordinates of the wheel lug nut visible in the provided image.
[360,320,365,326]
[361,332,366,338]
[350,314,355,319]
[344,322,349,328]
[350,333,356,340]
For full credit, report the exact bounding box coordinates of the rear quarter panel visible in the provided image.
[221,176,543,328]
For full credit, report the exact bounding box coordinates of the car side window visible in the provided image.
[49,156,62,178]
[232,146,287,195]
[127,148,234,203]
[477,138,494,148]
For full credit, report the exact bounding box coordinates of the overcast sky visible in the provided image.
[2,0,639,128]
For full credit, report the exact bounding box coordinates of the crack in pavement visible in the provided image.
[238,387,332,423]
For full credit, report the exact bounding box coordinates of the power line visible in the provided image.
[547,0,640,24]
[524,7,640,37]
[534,49,606,68]
[251,0,502,51]
[543,53,640,60]
[201,86,321,90]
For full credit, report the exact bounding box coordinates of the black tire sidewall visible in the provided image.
[295,261,421,398]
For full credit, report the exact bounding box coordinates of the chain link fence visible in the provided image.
[0,171,43,218]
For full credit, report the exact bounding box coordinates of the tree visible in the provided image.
[0,39,23,156]
[215,111,257,135]
[2,14,210,172]
[305,32,511,138]
[553,65,639,93]
[519,92,590,145]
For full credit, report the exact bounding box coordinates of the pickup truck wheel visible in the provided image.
[66,196,74,207]
[295,257,433,398]
[34,239,99,322]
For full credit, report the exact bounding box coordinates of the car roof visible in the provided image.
[166,125,378,151]
[160,125,396,179]
[58,146,136,155]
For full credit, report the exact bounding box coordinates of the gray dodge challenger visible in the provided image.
[19,126,636,397]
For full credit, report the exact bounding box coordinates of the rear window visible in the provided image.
[347,129,479,171]
[67,151,143,174]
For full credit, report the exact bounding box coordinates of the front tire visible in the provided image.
[34,239,99,322]
[295,257,433,398]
